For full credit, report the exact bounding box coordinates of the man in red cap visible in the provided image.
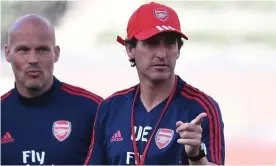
[85,2,225,165]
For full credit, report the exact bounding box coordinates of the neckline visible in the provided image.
[13,76,61,105]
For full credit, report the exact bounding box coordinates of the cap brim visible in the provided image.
[135,27,188,41]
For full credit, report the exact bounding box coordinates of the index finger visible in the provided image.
[190,112,207,125]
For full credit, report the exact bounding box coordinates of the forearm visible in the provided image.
[188,157,216,165]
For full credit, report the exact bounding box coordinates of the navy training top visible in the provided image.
[85,75,225,165]
[1,76,103,165]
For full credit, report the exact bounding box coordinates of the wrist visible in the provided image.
[187,143,207,162]
[187,149,200,157]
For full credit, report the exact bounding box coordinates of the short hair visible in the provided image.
[125,34,184,67]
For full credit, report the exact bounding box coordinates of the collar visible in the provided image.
[127,75,186,99]
[13,76,62,106]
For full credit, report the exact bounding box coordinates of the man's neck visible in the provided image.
[140,75,176,112]
[16,79,53,98]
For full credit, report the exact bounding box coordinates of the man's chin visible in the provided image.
[25,81,43,91]
[149,72,173,83]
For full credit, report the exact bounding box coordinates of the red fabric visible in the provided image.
[117,2,188,45]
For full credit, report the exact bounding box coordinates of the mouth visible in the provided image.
[26,70,41,77]
[152,64,168,69]
[153,64,168,67]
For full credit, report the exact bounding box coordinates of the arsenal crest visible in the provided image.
[155,128,174,149]
[52,120,71,141]
[153,9,169,21]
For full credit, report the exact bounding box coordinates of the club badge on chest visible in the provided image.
[155,128,174,149]
[52,120,71,141]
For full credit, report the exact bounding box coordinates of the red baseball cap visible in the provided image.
[117,2,188,46]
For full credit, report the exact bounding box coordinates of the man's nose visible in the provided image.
[28,50,39,64]
[155,42,167,59]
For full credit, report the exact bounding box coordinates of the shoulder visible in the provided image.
[59,82,103,105]
[179,83,221,117]
[1,89,13,103]
[103,85,137,104]
[94,85,137,124]
[97,85,137,113]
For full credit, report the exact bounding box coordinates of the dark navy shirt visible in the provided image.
[1,76,103,165]
[85,75,225,165]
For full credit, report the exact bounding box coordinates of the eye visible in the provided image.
[165,37,177,46]
[37,47,50,52]
[143,40,159,46]
[16,46,29,52]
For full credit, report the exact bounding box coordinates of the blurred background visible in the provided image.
[1,0,275,165]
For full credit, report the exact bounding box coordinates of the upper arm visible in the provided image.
[200,98,225,165]
[84,101,108,165]
[84,98,104,144]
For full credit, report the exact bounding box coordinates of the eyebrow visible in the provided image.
[13,44,51,50]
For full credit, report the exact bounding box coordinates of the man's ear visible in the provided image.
[125,44,135,60]
[54,46,60,63]
[4,44,11,63]
[176,50,180,59]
